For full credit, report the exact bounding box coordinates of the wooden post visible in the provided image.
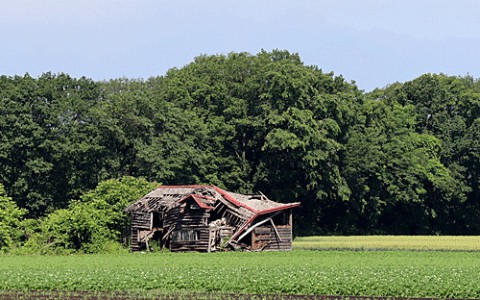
[269,218,283,242]
[150,212,154,230]
[207,229,212,253]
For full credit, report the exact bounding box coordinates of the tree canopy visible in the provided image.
[1,51,480,252]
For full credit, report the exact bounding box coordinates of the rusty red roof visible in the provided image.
[125,185,300,215]
[177,194,215,210]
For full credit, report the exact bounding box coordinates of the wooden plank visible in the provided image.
[269,218,283,242]
[207,230,212,253]
[236,211,281,242]
[252,224,293,251]
[150,212,153,230]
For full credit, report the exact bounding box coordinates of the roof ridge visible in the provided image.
[157,184,215,189]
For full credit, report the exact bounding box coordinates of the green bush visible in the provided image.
[0,184,26,251]
[40,176,156,253]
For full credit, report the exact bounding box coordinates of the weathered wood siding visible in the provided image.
[251,225,293,251]
[169,200,212,252]
[181,206,210,227]
[130,229,141,251]
[170,226,211,252]
[130,212,152,251]
[131,212,151,229]
[164,206,180,228]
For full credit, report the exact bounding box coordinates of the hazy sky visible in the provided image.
[1,0,480,91]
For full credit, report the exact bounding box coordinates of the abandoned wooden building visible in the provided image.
[125,185,300,252]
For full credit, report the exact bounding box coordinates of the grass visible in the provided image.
[0,249,480,298]
[1,236,480,299]
[293,235,480,251]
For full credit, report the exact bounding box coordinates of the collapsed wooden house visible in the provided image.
[125,185,300,252]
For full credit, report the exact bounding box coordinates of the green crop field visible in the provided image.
[293,235,480,251]
[1,247,480,299]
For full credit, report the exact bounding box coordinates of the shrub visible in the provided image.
[40,177,156,253]
[0,184,26,251]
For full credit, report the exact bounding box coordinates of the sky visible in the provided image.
[1,0,480,91]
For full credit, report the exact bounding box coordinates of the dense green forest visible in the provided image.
[1,50,479,253]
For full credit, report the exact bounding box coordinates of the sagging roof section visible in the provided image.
[126,185,301,252]
[125,185,300,215]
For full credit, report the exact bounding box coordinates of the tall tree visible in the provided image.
[155,50,361,232]
[0,73,102,216]
[368,74,480,233]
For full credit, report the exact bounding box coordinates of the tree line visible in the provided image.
[1,50,479,252]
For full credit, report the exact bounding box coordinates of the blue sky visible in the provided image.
[1,0,480,91]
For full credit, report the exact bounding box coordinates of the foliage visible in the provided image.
[0,73,103,217]
[77,176,157,238]
[341,100,460,234]
[1,51,480,239]
[367,74,480,233]
[41,177,156,253]
[0,184,26,251]
[0,251,479,298]
[156,51,360,232]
